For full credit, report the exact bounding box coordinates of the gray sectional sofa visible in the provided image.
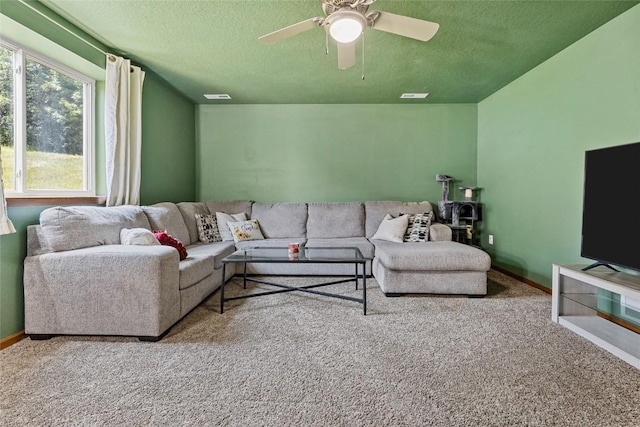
[23,200,491,341]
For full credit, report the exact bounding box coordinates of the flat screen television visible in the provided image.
[581,141,640,272]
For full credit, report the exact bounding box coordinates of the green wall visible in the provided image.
[0,6,196,339]
[0,207,41,339]
[140,74,196,205]
[196,104,478,203]
[477,5,640,287]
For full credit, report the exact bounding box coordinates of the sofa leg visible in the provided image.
[138,328,170,342]
[138,336,161,342]
[383,293,404,297]
[29,334,54,340]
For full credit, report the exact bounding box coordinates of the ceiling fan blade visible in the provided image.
[372,11,439,42]
[337,41,356,70]
[258,18,320,44]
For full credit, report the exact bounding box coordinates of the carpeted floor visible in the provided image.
[1,270,638,426]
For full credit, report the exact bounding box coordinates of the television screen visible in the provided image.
[581,141,640,272]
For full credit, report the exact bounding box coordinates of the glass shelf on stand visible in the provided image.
[552,264,640,369]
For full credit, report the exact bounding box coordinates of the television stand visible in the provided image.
[552,264,640,369]
[582,261,619,272]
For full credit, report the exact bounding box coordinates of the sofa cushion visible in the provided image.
[403,212,433,242]
[39,205,151,252]
[307,202,364,239]
[195,213,222,243]
[235,238,307,250]
[373,240,491,271]
[143,202,191,246]
[365,201,434,238]
[251,202,307,238]
[177,202,210,244]
[185,241,236,270]
[178,253,214,290]
[306,237,375,259]
[371,214,408,243]
[205,200,253,219]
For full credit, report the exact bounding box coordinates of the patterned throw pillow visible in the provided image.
[152,230,188,260]
[402,212,433,242]
[195,213,221,243]
[227,220,265,243]
[215,212,248,241]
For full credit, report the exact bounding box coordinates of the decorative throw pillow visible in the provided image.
[402,212,433,242]
[371,214,409,243]
[227,220,265,243]
[152,230,188,260]
[195,213,221,243]
[215,212,248,241]
[120,228,160,246]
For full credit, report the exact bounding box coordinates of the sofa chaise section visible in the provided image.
[371,240,491,296]
[364,201,490,296]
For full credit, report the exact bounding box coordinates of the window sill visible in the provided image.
[6,196,107,207]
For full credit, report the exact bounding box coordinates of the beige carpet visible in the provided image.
[1,270,638,426]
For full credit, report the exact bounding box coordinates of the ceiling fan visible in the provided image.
[258,0,440,70]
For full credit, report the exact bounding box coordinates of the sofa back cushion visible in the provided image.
[39,205,151,252]
[307,202,364,239]
[251,202,307,238]
[205,200,253,219]
[364,201,434,238]
[177,202,210,244]
[143,202,191,246]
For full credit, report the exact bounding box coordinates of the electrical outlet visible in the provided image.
[488,235,494,245]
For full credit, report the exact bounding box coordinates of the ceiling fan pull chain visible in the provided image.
[325,31,329,55]
[361,32,365,80]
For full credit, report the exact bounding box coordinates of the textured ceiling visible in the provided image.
[41,0,638,104]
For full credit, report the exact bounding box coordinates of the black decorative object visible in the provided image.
[435,174,482,246]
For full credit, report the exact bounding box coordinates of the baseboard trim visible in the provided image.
[0,330,26,350]
[491,265,551,295]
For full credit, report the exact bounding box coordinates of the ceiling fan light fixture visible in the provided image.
[327,10,366,43]
[330,17,363,43]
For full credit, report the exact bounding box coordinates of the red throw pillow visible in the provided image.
[152,230,188,260]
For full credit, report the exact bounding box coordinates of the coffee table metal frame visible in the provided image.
[220,247,369,315]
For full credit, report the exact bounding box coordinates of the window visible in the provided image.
[0,39,95,197]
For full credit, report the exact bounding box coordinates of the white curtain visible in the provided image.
[105,55,145,206]
[0,147,16,235]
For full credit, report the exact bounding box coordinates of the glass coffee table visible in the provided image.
[220,247,370,315]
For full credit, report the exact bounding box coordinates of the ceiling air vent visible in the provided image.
[401,93,429,99]
[204,94,231,100]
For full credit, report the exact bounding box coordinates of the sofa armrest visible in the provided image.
[24,245,181,338]
[430,223,452,241]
